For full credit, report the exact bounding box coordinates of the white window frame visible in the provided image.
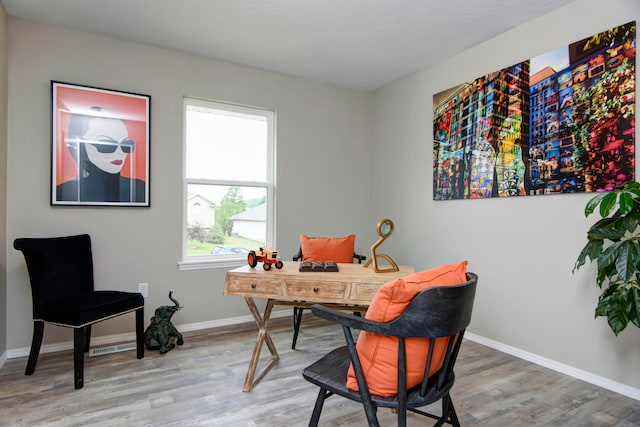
[178,97,276,271]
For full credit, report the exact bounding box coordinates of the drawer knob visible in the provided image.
[251,283,257,289]
[313,287,319,293]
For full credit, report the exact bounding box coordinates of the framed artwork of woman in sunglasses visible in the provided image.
[51,81,150,206]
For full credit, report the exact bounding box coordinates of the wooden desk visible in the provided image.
[223,261,415,391]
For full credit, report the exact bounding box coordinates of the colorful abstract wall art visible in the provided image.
[433,21,636,200]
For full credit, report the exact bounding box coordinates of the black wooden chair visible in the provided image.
[302,273,477,427]
[13,234,145,389]
[291,246,365,350]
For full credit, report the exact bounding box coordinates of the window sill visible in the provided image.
[178,257,246,271]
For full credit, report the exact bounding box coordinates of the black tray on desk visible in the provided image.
[299,261,339,272]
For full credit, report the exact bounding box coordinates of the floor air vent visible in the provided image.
[89,342,136,357]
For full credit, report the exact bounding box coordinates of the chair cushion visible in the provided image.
[38,291,144,327]
[346,260,468,396]
[300,234,355,263]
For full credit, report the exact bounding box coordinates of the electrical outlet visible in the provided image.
[138,282,149,298]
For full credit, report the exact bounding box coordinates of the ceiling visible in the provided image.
[1,0,574,91]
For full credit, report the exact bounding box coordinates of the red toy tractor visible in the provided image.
[247,247,284,270]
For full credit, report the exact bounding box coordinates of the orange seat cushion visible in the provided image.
[346,260,468,396]
[300,234,356,263]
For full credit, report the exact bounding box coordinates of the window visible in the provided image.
[180,98,275,270]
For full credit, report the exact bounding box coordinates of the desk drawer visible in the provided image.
[286,279,347,301]
[349,282,383,302]
[226,276,284,296]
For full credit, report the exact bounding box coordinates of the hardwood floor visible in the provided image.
[1,314,639,426]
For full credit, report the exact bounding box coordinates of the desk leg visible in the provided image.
[242,297,279,392]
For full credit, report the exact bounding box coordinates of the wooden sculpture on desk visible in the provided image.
[363,218,399,272]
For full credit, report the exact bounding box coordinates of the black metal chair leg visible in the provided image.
[25,321,44,375]
[136,307,145,359]
[73,327,86,389]
[292,307,304,349]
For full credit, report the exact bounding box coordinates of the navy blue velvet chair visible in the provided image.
[14,234,145,389]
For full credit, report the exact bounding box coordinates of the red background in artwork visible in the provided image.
[54,84,149,185]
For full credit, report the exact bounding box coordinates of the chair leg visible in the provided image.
[84,325,92,352]
[361,399,380,427]
[136,307,145,359]
[445,394,460,427]
[396,410,405,427]
[73,327,86,389]
[437,393,460,427]
[25,321,44,376]
[309,388,330,427]
[397,402,407,427]
[292,307,304,349]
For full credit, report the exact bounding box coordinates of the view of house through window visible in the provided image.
[183,98,275,263]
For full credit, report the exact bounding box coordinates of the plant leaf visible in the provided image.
[596,265,612,287]
[596,284,618,317]
[615,240,636,281]
[597,286,628,335]
[585,193,608,217]
[587,222,626,241]
[624,181,640,196]
[619,192,635,214]
[573,239,603,272]
[598,240,623,271]
[599,192,619,218]
[622,212,640,234]
[625,187,640,198]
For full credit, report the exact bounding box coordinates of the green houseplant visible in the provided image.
[574,181,640,335]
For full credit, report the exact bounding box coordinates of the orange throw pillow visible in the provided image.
[346,260,468,396]
[300,234,355,263]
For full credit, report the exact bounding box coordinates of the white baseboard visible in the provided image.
[0,350,7,371]
[465,332,640,402]
[5,308,292,359]
[177,307,291,333]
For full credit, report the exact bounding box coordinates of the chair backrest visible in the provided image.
[389,272,477,339]
[14,234,95,318]
[388,273,477,395]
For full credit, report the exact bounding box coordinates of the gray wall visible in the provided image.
[6,17,374,349]
[3,0,640,398]
[0,4,7,360]
[371,0,640,392]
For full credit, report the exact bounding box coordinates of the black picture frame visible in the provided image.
[51,81,151,206]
